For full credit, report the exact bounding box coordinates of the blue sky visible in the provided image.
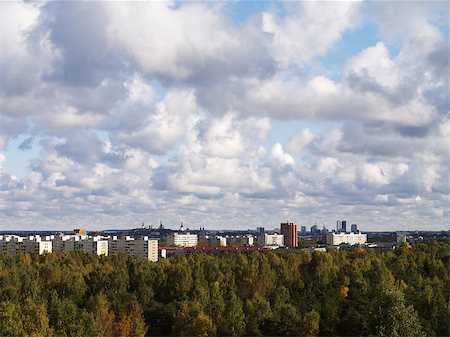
[0,1,448,231]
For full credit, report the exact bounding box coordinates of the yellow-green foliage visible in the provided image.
[0,242,448,336]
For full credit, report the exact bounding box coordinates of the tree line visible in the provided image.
[0,242,448,336]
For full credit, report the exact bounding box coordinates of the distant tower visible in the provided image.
[336,220,341,232]
[280,222,298,247]
[341,221,347,233]
[351,224,358,233]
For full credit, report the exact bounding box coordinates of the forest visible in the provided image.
[0,242,448,337]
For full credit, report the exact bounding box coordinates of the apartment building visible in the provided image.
[227,235,254,247]
[281,223,298,247]
[326,232,367,246]
[167,233,198,247]
[257,233,284,247]
[109,236,158,262]
[52,235,108,256]
[0,235,52,255]
[208,236,227,247]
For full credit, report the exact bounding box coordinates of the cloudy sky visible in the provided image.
[0,1,448,231]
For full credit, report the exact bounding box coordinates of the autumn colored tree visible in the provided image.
[0,242,447,336]
[90,294,116,337]
[0,301,24,336]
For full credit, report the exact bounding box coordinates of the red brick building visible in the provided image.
[280,222,298,247]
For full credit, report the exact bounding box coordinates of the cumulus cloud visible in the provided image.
[286,128,318,154]
[0,1,49,96]
[105,1,273,82]
[262,1,362,68]
[0,1,447,230]
[116,89,199,155]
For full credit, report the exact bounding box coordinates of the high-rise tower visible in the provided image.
[280,222,298,247]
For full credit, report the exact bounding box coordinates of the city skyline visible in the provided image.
[0,218,446,233]
[0,1,448,231]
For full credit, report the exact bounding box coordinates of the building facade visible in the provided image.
[326,232,367,246]
[109,236,158,261]
[258,233,284,247]
[208,236,227,246]
[300,226,307,235]
[227,235,254,247]
[280,223,298,247]
[0,235,52,255]
[167,233,198,247]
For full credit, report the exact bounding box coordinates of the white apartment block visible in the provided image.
[51,235,108,256]
[326,232,367,246]
[167,233,198,247]
[109,236,158,261]
[258,233,284,247]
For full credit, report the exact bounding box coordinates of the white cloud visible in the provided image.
[286,128,318,154]
[317,157,339,176]
[270,143,294,167]
[344,42,401,91]
[0,1,46,95]
[105,2,253,80]
[262,1,362,68]
[199,113,271,159]
[0,1,447,230]
[117,89,199,154]
[371,1,444,42]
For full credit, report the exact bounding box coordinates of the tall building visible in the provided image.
[257,227,265,235]
[310,225,318,235]
[300,226,307,235]
[351,224,358,233]
[280,222,298,247]
[341,221,347,232]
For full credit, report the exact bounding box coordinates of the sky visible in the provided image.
[0,1,448,231]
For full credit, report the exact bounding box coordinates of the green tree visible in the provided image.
[218,293,245,336]
[21,298,53,337]
[301,310,320,337]
[172,301,216,337]
[0,301,24,336]
[90,294,116,337]
[371,285,426,337]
